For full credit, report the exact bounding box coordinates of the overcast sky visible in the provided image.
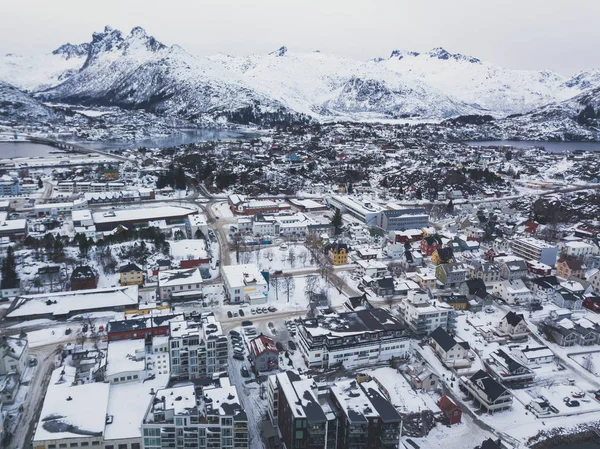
[2,0,598,76]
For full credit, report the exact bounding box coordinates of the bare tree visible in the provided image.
[304,274,320,302]
[297,249,308,267]
[270,274,283,301]
[330,273,346,295]
[231,233,244,263]
[264,248,274,262]
[287,246,296,268]
[282,274,296,303]
[90,329,102,350]
[582,355,596,374]
[76,331,87,349]
[384,295,397,311]
[388,262,404,278]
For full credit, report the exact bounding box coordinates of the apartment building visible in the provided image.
[297,308,409,369]
[398,289,457,337]
[141,377,248,449]
[510,238,558,267]
[376,207,429,231]
[168,314,228,381]
[157,268,203,301]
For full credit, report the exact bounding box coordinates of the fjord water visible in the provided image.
[465,140,600,153]
[0,141,63,158]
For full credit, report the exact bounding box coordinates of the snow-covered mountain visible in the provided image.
[0,81,60,123]
[0,25,599,125]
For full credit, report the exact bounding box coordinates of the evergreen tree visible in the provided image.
[1,246,18,287]
[447,200,454,214]
[330,208,343,235]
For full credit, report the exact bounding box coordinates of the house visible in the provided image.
[398,289,457,337]
[527,260,552,276]
[0,335,29,376]
[477,439,505,449]
[327,242,349,265]
[459,370,512,413]
[588,269,600,294]
[70,265,98,291]
[0,278,20,300]
[36,265,63,287]
[467,261,501,284]
[547,319,579,346]
[374,276,395,297]
[432,247,454,265]
[459,279,487,300]
[492,279,530,305]
[438,294,470,311]
[496,257,528,280]
[553,289,584,310]
[249,334,279,372]
[118,262,144,286]
[531,276,561,300]
[221,263,268,304]
[420,236,443,257]
[573,321,597,346]
[485,349,535,386]
[556,257,587,280]
[429,326,472,368]
[497,311,529,339]
[355,247,378,260]
[515,345,555,366]
[415,270,437,290]
[406,364,440,392]
[583,294,600,313]
[437,395,462,425]
[157,268,203,301]
[435,263,467,288]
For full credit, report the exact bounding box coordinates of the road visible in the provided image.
[7,345,61,449]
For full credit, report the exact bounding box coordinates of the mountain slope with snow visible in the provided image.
[0,26,599,126]
[0,81,60,123]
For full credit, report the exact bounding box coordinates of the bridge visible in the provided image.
[26,136,129,162]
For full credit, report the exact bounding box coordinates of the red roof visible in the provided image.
[250,334,278,357]
[437,395,460,414]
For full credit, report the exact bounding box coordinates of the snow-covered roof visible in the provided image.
[33,366,110,443]
[151,384,196,416]
[170,239,208,260]
[7,285,139,319]
[92,205,194,224]
[158,268,203,287]
[221,263,267,288]
[203,377,243,416]
[105,339,145,377]
[71,209,93,222]
[104,374,170,441]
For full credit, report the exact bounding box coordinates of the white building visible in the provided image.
[140,377,248,449]
[398,289,456,337]
[221,263,268,304]
[168,314,228,380]
[0,335,28,376]
[157,268,203,301]
[187,213,209,239]
[297,308,409,369]
[492,279,531,305]
[560,241,597,258]
[511,237,558,267]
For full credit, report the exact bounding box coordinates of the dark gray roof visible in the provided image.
[362,386,401,424]
[429,326,457,352]
[465,279,486,295]
[503,311,525,327]
[470,370,508,401]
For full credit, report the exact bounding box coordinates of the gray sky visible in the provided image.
[2,0,598,76]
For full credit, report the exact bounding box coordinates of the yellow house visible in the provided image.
[432,247,454,266]
[119,263,145,286]
[328,243,349,265]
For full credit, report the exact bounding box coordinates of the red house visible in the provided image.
[583,295,600,313]
[70,266,99,291]
[527,260,552,276]
[438,395,462,425]
[421,236,443,257]
[107,314,182,341]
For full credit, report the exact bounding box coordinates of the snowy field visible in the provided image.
[570,351,600,377]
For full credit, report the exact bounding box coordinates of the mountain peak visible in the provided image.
[126,26,166,52]
[52,42,91,60]
[389,49,420,60]
[426,47,480,63]
[270,46,288,57]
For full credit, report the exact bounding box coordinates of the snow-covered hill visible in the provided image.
[0,25,599,125]
[0,81,60,123]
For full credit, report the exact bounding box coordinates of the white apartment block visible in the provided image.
[561,241,597,258]
[511,238,558,267]
[221,263,268,304]
[398,289,457,337]
[168,314,228,381]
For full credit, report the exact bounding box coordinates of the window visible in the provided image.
[118,445,128,449]
[81,444,89,447]
[70,444,79,448]
[59,445,67,448]
[104,446,114,449]
[48,446,56,449]
[131,445,140,449]
[92,442,101,446]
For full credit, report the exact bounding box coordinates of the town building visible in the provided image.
[157,268,203,301]
[429,327,472,369]
[467,261,501,284]
[398,289,457,337]
[420,236,443,257]
[459,370,512,414]
[560,241,597,259]
[107,314,183,342]
[186,213,209,239]
[70,265,99,290]
[0,175,20,196]
[92,206,195,232]
[221,263,268,304]
[432,247,454,265]
[119,263,145,286]
[297,308,409,369]
[140,377,248,449]
[435,263,467,288]
[484,349,535,387]
[514,345,554,366]
[249,334,279,372]
[327,242,349,265]
[496,256,528,281]
[438,396,462,425]
[0,335,28,377]
[556,258,587,280]
[492,279,530,305]
[168,314,228,380]
[497,311,529,339]
[326,195,383,226]
[510,238,558,267]
[376,207,429,231]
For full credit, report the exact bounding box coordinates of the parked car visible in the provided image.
[242,320,253,327]
[227,311,233,318]
[268,322,274,329]
[275,341,284,352]
[268,306,277,312]
[233,312,239,317]
[230,330,240,337]
[273,270,283,275]
[256,308,263,314]
[239,309,245,317]
[233,353,245,361]
[251,308,257,315]
[241,366,250,377]
[82,324,89,333]
[261,307,268,313]
[288,340,297,351]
